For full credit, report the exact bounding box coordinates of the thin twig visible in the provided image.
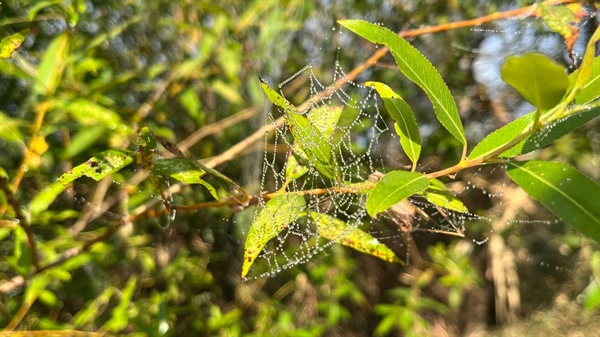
[0,176,41,271]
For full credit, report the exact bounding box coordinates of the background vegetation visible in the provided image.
[1,0,599,336]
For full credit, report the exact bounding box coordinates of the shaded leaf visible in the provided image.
[501,105,600,157]
[338,20,466,145]
[64,98,124,128]
[57,149,135,185]
[572,25,600,93]
[242,194,306,278]
[501,53,568,110]
[366,81,421,166]
[152,158,218,199]
[104,276,137,332]
[469,112,535,160]
[309,211,402,264]
[367,170,430,217]
[507,160,600,243]
[0,29,29,58]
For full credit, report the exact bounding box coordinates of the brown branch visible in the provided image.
[0,176,41,272]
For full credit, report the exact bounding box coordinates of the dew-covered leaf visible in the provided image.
[366,81,421,166]
[309,211,402,264]
[501,105,600,157]
[242,194,306,278]
[507,160,600,244]
[469,112,535,160]
[575,55,600,105]
[422,179,468,213]
[338,20,466,146]
[152,158,218,199]
[57,149,135,185]
[260,79,337,179]
[0,29,29,58]
[501,53,568,111]
[367,170,430,217]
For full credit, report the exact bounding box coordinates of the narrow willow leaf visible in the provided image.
[501,105,600,157]
[338,20,466,145]
[367,170,429,217]
[507,160,600,243]
[469,112,535,160]
[573,25,600,91]
[29,182,69,216]
[242,194,306,278]
[104,276,137,332]
[307,105,343,139]
[423,179,468,213]
[501,53,569,110]
[260,79,337,179]
[34,33,69,96]
[58,149,135,185]
[0,29,30,58]
[366,81,421,166]
[575,56,600,105]
[64,98,124,128]
[152,158,218,200]
[309,212,402,264]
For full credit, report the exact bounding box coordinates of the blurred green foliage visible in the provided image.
[0,0,598,336]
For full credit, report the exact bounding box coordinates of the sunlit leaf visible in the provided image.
[0,111,26,146]
[365,81,421,166]
[539,3,576,39]
[307,105,343,140]
[284,152,309,182]
[501,105,600,157]
[367,170,430,217]
[57,149,135,185]
[422,179,468,213]
[62,125,106,159]
[338,20,466,146]
[501,53,568,110]
[574,56,600,105]
[260,79,338,179]
[72,287,115,328]
[469,112,535,160]
[309,211,402,264]
[152,158,218,199]
[571,25,600,94]
[242,194,306,278]
[34,33,69,96]
[0,29,29,58]
[507,160,600,243]
[28,0,61,21]
[64,98,124,128]
[104,276,137,332]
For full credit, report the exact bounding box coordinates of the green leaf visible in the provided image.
[73,287,115,327]
[260,79,337,179]
[61,124,106,159]
[423,179,468,213]
[469,112,535,160]
[284,153,309,183]
[540,3,576,38]
[57,149,135,185]
[0,111,25,145]
[242,194,306,278]
[64,98,124,128]
[28,0,61,20]
[367,170,430,217]
[572,26,600,92]
[575,56,600,105]
[104,276,137,332]
[309,211,401,264]
[152,158,218,199]
[34,33,69,96]
[501,53,569,110]
[307,105,343,140]
[29,182,69,216]
[365,81,421,166]
[0,29,30,58]
[338,20,466,145]
[507,160,600,243]
[501,105,600,157]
